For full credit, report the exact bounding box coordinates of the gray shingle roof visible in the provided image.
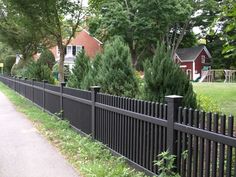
[176,46,205,61]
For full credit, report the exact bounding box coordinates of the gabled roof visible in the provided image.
[176,46,212,62]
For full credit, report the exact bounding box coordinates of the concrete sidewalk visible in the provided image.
[0,92,80,177]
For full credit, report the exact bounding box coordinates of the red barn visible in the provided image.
[175,46,212,81]
[50,29,103,70]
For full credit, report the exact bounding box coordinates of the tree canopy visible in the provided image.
[0,0,85,81]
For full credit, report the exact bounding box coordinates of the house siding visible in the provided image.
[50,30,103,60]
[176,48,211,80]
[194,50,209,76]
[180,61,193,80]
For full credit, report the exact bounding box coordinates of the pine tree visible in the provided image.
[67,51,90,88]
[24,61,54,84]
[80,54,102,90]
[38,49,55,70]
[97,37,138,98]
[143,42,196,108]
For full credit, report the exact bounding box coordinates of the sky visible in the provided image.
[82,0,88,7]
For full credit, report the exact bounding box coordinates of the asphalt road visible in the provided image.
[0,92,80,177]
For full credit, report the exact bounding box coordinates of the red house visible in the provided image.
[175,46,212,81]
[50,29,103,70]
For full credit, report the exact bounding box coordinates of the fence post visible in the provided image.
[60,82,66,119]
[24,77,27,97]
[13,76,16,91]
[32,78,35,103]
[90,86,101,139]
[165,95,183,156]
[43,80,48,111]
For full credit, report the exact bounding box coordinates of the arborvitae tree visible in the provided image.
[67,51,90,88]
[143,42,196,108]
[38,49,55,70]
[97,37,138,98]
[24,61,54,84]
[80,54,102,90]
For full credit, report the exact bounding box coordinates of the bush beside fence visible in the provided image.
[0,75,235,177]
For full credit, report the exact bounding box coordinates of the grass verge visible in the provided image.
[0,82,146,177]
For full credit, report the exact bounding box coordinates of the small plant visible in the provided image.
[154,151,180,177]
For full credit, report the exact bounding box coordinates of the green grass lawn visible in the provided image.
[193,82,236,117]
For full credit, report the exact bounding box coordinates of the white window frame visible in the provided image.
[66,45,73,56]
[201,55,206,63]
[76,45,83,54]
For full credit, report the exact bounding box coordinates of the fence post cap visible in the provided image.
[90,86,101,91]
[24,77,27,80]
[32,78,36,81]
[42,80,48,83]
[60,82,66,86]
[165,95,183,103]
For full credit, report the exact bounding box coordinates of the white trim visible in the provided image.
[191,46,212,61]
[180,65,187,68]
[186,69,192,80]
[176,46,212,62]
[203,46,212,58]
[83,29,103,45]
[175,53,194,62]
[66,45,73,56]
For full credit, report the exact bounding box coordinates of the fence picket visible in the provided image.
[212,113,219,177]
[198,111,205,177]
[1,76,236,177]
[205,112,212,177]
[226,116,234,177]
[219,114,226,177]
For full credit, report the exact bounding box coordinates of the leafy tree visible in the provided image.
[38,49,55,70]
[96,37,138,98]
[24,61,54,84]
[67,51,90,88]
[5,0,85,82]
[222,1,236,58]
[143,42,196,108]
[0,0,43,60]
[88,0,193,67]
[0,42,16,74]
[1,55,16,74]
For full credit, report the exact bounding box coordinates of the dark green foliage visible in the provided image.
[38,49,55,69]
[96,37,138,98]
[52,63,71,81]
[24,61,54,84]
[143,42,196,108]
[11,57,32,76]
[67,51,90,88]
[0,55,16,74]
[179,31,197,49]
[80,54,102,90]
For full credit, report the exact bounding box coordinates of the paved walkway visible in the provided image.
[0,92,80,177]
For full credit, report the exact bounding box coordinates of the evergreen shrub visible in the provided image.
[143,42,197,108]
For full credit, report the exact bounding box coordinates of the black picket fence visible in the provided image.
[0,75,236,177]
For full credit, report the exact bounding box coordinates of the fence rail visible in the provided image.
[0,75,236,177]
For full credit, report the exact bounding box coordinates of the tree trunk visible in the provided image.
[58,43,65,82]
[131,48,138,68]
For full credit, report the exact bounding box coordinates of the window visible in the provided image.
[67,46,72,55]
[63,45,84,56]
[76,45,83,54]
[201,55,206,63]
